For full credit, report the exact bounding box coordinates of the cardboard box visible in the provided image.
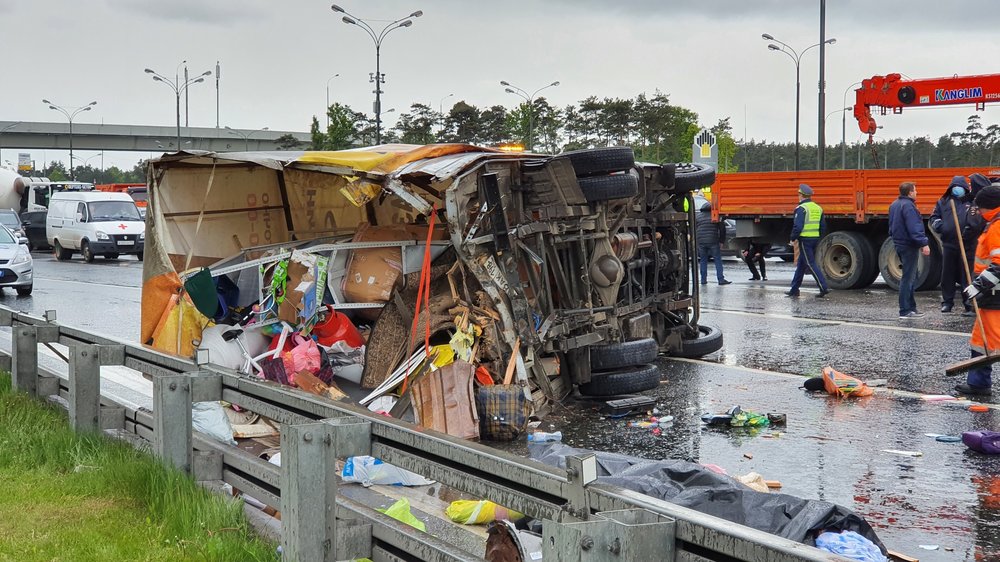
[342,223,446,304]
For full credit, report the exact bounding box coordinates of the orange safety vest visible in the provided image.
[971,206,1000,354]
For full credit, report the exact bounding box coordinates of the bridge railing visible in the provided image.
[0,306,844,562]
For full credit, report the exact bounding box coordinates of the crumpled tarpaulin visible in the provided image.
[529,443,885,552]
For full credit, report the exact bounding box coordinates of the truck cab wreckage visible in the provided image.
[141,144,721,412]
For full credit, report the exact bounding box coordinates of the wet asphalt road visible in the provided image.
[8,252,1000,559]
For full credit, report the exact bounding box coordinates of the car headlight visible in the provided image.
[10,249,30,266]
[140,231,145,240]
[95,231,110,240]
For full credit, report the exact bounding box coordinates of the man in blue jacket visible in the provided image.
[929,175,985,315]
[888,182,931,319]
[786,184,829,298]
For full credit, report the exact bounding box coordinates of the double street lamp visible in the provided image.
[325,73,340,128]
[331,4,422,146]
[42,100,97,180]
[762,33,836,170]
[144,64,212,149]
[841,81,862,169]
[225,126,270,151]
[500,80,559,152]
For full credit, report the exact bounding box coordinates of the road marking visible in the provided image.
[702,307,969,337]
[666,356,998,411]
[34,276,142,291]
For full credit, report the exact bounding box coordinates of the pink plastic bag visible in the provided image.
[281,336,321,385]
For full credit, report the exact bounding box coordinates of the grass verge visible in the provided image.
[0,373,280,562]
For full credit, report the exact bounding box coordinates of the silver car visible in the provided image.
[0,225,33,295]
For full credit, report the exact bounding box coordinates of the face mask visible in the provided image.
[952,186,966,197]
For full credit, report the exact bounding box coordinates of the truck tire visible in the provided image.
[560,147,635,177]
[673,163,716,193]
[590,338,658,371]
[578,173,638,202]
[878,237,939,291]
[578,363,660,397]
[675,324,723,358]
[817,231,876,290]
[53,241,71,261]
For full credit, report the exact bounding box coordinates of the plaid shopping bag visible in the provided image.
[476,384,529,441]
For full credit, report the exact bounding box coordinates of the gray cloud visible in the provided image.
[106,0,269,25]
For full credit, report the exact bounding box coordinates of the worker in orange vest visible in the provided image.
[959,185,1000,395]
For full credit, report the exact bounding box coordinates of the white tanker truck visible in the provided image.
[0,166,94,213]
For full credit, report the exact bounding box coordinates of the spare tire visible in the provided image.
[561,147,635,177]
[675,324,723,358]
[590,338,658,371]
[578,173,639,202]
[673,162,716,193]
[579,363,660,397]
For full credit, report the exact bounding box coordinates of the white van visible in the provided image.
[46,191,145,262]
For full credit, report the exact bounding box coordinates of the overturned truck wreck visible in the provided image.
[141,144,721,408]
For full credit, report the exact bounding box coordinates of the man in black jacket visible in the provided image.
[888,182,930,319]
[930,175,986,315]
[696,201,731,285]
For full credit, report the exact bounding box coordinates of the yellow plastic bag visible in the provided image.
[445,500,524,525]
[430,344,456,368]
[379,499,426,532]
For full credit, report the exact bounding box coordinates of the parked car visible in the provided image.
[20,210,49,251]
[0,208,24,240]
[0,224,33,295]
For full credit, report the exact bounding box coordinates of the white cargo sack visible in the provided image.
[341,456,434,487]
[192,401,237,446]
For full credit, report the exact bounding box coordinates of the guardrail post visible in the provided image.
[153,373,192,474]
[282,418,373,562]
[563,454,598,521]
[543,509,676,561]
[12,325,37,396]
[68,344,101,432]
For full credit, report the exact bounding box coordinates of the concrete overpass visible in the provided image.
[0,120,312,153]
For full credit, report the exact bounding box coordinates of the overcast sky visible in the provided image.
[2,0,999,170]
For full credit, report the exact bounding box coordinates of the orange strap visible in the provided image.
[402,205,437,394]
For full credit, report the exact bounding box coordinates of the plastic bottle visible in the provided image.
[527,431,562,442]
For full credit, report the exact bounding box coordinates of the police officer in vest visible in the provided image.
[786,184,830,298]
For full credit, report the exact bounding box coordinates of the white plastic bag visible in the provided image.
[192,401,237,446]
[341,456,434,487]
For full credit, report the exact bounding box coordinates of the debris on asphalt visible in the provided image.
[819,366,874,398]
[962,430,1000,454]
[526,431,562,442]
[599,396,656,416]
[882,449,923,457]
[743,452,754,460]
[970,404,990,412]
[935,435,962,443]
[918,544,939,550]
[921,394,957,402]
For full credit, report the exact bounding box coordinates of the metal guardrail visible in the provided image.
[0,306,845,562]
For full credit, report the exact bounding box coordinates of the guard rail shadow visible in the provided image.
[0,306,846,562]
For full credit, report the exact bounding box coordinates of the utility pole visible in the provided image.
[817,0,827,169]
[216,61,221,128]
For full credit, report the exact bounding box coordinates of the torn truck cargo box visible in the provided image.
[142,144,720,408]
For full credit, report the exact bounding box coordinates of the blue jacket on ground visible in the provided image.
[888,195,929,248]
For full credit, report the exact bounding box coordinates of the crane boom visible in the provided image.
[853,72,1000,137]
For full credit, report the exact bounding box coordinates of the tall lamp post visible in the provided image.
[144,65,212,149]
[762,34,835,170]
[841,81,862,169]
[42,100,96,180]
[0,122,20,165]
[331,4,423,146]
[225,126,270,151]
[825,107,850,168]
[325,73,340,128]
[500,80,560,152]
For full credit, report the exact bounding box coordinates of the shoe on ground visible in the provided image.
[955,383,992,396]
[762,277,768,281]
[941,304,953,313]
[817,289,829,298]
[963,309,977,318]
[700,281,708,285]
[719,279,732,285]
[899,311,925,319]
[749,277,761,281]
[785,291,800,298]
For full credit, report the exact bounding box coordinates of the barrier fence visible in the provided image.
[0,306,844,562]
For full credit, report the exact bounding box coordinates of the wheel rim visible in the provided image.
[822,243,855,281]
[83,243,91,260]
[885,252,903,279]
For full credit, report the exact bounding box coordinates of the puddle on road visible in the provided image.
[493,360,1000,560]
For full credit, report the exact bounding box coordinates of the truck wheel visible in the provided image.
[16,284,32,296]
[578,173,639,202]
[560,147,635,177]
[878,238,939,291]
[578,363,660,397]
[673,163,716,193]
[53,241,71,261]
[675,324,723,358]
[817,232,876,290]
[81,241,95,263]
[590,338,658,371]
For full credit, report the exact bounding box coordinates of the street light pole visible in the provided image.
[225,126,270,151]
[825,106,850,167]
[818,0,828,169]
[216,61,221,128]
[842,81,861,169]
[145,65,212,148]
[325,73,340,128]
[41,100,96,180]
[332,4,423,146]
[500,80,559,152]
[762,34,835,170]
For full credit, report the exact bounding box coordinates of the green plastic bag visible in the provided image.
[378,498,426,532]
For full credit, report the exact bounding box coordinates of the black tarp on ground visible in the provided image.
[530,443,885,552]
